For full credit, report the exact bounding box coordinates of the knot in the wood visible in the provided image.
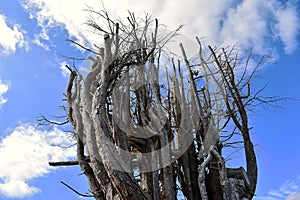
[218,161,224,170]
[104,34,110,40]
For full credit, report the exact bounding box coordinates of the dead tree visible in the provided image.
[46,10,275,200]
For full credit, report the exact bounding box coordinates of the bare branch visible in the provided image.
[49,157,90,166]
[60,181,94,198]
[66,39,99,55]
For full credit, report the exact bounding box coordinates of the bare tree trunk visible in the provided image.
[46,11,271,200]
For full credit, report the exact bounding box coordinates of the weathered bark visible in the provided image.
[207,160,223,200]
[188,145,202,199]
[65,67,105,199]
[198,153,212,200]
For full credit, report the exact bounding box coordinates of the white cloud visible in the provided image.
[0,125,76,198]
[32,35,50,51]
[0,180,40,198]
[0,80,9,109]
[255,176,300,200]
[21,0,93,47]
[21,0,299,56]
[274,1,300,54]
[220,0,270,53]
[286,192,300,200]
[0,14,28,54]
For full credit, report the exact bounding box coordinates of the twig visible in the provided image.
[60,181,94,197]
[66,39,99,55]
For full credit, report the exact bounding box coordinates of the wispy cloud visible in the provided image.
[0,80,9,109]
[0,125,76,198]
[273,1,300,54]
[0,14,28,55]
[21,0,92,48]
[255,176,300,200]
[21,0,299,56]
[286,192,300,200]
[32,35,50,51]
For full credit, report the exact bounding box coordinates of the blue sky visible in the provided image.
[0,0,299,199]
